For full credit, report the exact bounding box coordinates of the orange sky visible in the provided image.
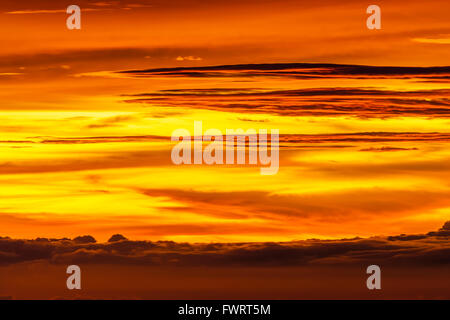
[0,0,449,242]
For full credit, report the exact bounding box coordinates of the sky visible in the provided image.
[1,0,450,300]
[0,0,449,242]
[0,0,450,242]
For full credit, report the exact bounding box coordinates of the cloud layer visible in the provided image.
[1,222,449,267]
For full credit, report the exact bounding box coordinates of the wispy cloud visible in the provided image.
[413,36,450,44]
[118,63,450,80]
[123,86,450,118]
[5,8,104,14]
[176,56,203,61]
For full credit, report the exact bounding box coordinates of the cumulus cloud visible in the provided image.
[108,234,128,242]
[73,235,97,244]
[440,221,450,231]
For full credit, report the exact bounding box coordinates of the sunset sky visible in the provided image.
[1,0,450,300]
[0,0,449,244]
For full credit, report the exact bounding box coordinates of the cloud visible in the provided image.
[413,37,450,44]
[103,222,290,236]
[73,235,97,244]
[0,222,450,267]
[176,56,203,61]
[359,147,419,152]
[3,1,153,14]
[5,8,103,14]
[84,115,139,129]
[108,234,128,242]
[279,132,450,144]
[37,135,168,144]
[0,47,214,79]
[0,132,448,176]
[0,149,171,174]
[118,63,450,80]
[137,188,450,225]
[123,85,450,118]
[440,221,450,231]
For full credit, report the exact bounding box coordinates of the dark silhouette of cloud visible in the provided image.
[440,221,450,231]
[118,63,450,80]
[108,234,128,242]
[73,235,97,244]
[359,147,419,152]
[123,86,450,118]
